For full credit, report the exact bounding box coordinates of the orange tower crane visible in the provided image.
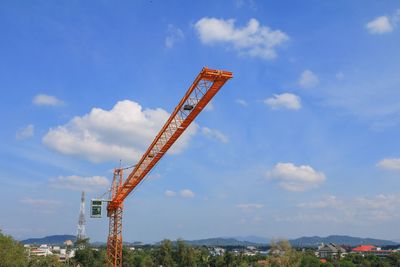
[105,67,233,267]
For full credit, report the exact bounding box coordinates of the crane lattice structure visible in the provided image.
[104,67,233,267]
[76,191,86,241]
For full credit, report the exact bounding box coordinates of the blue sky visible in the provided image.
[1,0,400,243]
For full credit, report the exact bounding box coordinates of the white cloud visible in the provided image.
[33,94,63,106]
[264,93,301,110]
[16,124,34,140]
[165,190,176,197]
[267,162,326,191]
[355,194,399,211]
[43,100,197,163]
[20,197,62,214]
[297,195,340,209]
[366,16,393,34]
[49,175,109,192]
[201,127,229,143]
[293,194,400,223]
[236,203,264,211]
[165,24,184,48]
[165,189,195,198]
[235,99,248,107]
[20,197,61,207]
[180,189,195,198]
[366,10,400,34]
[194,17,289,60]
[299,70,319,88]
[377,158,400,170]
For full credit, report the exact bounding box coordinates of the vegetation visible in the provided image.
[28,256,65,267]
[0,230,28,267]
[2,230,400,267]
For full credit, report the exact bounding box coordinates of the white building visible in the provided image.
[30,244,53,257]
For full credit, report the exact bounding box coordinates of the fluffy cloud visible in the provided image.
[165,190,176,197]
[202,127,229,143]
[194,17,289,60]
[267,162,326,191]
[264,93,301,110]
[33,94,63,106]
[180,189,195,198]
[377,158,400,170]
[236,203,264,211]
[165,24,184,48]
[366,10,400,34]
[43,100,197,163]
[366,16,393,34]
[16,124,34,140]
[49,175,109,192]
[299,70,319,88]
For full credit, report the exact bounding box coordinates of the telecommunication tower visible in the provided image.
[76,191,86,241]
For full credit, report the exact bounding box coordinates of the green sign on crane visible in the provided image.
[90,199,103,218]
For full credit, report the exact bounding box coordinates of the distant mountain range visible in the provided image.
[289,235,398,247]
[183,238,259,247]
[21,235,76,245]
[233,235,270,244]
[183,235,398,247]
[20,234,398,247]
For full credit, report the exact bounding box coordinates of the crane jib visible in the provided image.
[108,67,233,209]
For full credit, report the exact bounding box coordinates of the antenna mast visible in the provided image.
[76,191,86,241]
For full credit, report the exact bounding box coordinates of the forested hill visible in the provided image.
[21,235,75,245]
[290,235,398,247]
[181,238,260,247]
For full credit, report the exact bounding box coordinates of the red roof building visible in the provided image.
[352,245,376,252]
[351,245,393,256]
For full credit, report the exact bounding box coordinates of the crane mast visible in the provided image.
[106,67,233,267]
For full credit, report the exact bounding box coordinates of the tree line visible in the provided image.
[2,231,400,266]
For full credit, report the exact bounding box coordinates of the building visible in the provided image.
[352,245,392,257]
[30,244,54,257]
[317,243,347,259]
[26,243,75,263]
[352,245,376,253]
[210,247,225,256]
[59,249,68,263]
[64,240,74,247]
